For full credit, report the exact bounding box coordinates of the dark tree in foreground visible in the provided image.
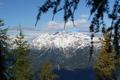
[36,0,120,60]
[39,61,58,80]
[12,27,30,80]
[0,19,10,80]
[94,32,117,80]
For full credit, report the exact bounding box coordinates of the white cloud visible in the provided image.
[48,21,64,29]
[80,14,89,19]
[47,17,90,30]
[41,14,90,32]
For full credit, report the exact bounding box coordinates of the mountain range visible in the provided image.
[30,32,101,72]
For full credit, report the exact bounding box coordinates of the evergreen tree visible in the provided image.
[0,19,10,80]
[13,27,30,80]
[40,61,58,80]
[94,32,117,80]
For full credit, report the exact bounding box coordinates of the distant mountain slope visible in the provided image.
[30,32,101,72]
[32,32,100,58]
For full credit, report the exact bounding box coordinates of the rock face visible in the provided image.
[30,32,100,71]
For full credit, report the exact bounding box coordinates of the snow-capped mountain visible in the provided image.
[32,32,100,47]
[32,32,100,58]
[30,32,101,71]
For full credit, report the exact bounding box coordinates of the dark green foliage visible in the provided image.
[35,0,80,28]
[87,0,109,33]
[40,61,58,80]
[94,32,117,80]
[12,27,30,80]
[0,19,10,80]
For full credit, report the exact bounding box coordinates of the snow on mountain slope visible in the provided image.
[32,32,100,58]
[33,32,99,48]
[30,32,102,71]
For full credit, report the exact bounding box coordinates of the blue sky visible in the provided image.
[0,0,43,27]
[0,0,114,33]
